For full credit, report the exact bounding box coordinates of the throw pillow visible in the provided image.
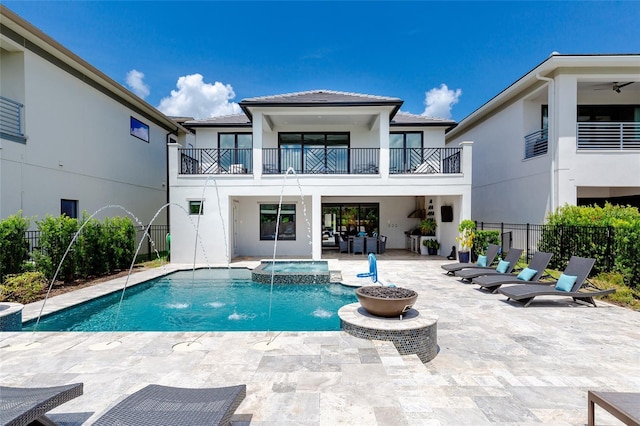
[477,255,487,267]
[555,273,577,292]
[516,267,537,281]
[496,260,510,273]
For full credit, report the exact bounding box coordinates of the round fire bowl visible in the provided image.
[355,286,418,318]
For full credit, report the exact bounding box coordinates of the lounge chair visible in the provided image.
[0,382,84,426]
[472,251,553,293]
[454,248,523,282]
[93,384,246,425]
[441,244,501,275]
[498,256,615,307]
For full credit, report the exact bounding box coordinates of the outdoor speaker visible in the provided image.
[441,206,453,222]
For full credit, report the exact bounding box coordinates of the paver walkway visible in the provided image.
[1,256,638,425]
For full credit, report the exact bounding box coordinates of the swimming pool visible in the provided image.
[23,268,357,332]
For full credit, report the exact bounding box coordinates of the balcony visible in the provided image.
[389,147,461,174]
[262,147,378,174]
[0,96,25,143]
[178,147,463,175]
[524,128,548,159]
[179,148,253,174]
[577,122,640,150]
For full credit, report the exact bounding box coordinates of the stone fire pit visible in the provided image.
[355,286,418,318]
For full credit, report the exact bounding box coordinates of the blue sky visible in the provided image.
[5,1,640,121]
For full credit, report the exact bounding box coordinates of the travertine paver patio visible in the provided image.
[1,256,639,425]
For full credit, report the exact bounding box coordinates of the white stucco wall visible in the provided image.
[1,47,170,225]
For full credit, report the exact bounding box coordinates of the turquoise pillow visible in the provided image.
[516,267,537,281]
[477,255,487,267]
[555,273,577,292]
[496,260,510,273]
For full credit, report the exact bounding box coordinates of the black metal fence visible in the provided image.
[476,222,617,274]
[24,225,169,261]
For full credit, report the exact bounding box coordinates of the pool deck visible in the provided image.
[1,254,639,425]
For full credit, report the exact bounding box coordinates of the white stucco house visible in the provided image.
[446,53,640,224]
[0,6,186,227]
[168,90,473,264]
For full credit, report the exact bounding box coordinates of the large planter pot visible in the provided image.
[355,286,418,318]
[458,250,470,263]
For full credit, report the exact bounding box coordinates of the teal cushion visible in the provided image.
[555,273,577,292]
[516,267,537,281]
[496,260,510,273]
[476,255,487,267]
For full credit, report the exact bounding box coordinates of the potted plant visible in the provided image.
[455,219,475,263]
[424,239,440,255]
[419,218,437,236]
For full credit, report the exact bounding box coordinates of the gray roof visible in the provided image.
[391,112,456,127]
[182,108,457,129]
[240,90,403,120]
[183,113,252,128]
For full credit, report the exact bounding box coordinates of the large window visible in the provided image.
[260,203,296,240]
[390,132,423,172]
[278,133,349,174]
[218,133,252,172]
[321,203,379,247]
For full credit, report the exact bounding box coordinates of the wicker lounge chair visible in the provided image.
[93,384,246,425]
[454,248,523,282]
[0,382,83,426]
[441,244,500,275]
[498,256,614,307]
[472,251,553,293]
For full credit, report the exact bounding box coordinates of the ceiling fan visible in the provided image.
[594,82,635,93]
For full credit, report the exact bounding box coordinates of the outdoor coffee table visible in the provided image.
[588,390,640,426]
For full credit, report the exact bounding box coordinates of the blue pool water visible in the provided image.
[23,268,357,332]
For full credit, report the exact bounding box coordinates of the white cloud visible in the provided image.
[157,74,241,119]
[131,126,149,142]
[422,84,462,119]
[125,69,150,99]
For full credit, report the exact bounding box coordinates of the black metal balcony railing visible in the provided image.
[0,96,24,141]
[179,148,253,174]
[179,147,463,175]
[577,122,640,150]
[524,128,549,159]
[389,147,461,174]
[262,147,379,174]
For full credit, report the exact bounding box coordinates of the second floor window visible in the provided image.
[278,133,349,174]
[390,132,423,172]
[219,133,252,171]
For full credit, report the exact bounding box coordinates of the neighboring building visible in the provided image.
[446,53,640,224]
[168,90,473,264]
[0,6,186,227]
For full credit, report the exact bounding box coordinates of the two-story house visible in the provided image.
[0,6,186,229]
[446,53,640,224]
[168,90,473,264]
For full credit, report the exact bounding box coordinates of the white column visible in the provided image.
[252,112,263,182]
[459,140,473,220]
[555,75,578,209]
[379,112,390,178]
[312,195,322,260]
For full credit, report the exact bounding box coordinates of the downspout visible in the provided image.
[536,73,555,214]
[165,128,179,248]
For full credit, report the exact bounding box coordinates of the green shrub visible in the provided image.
[0,271,48,304]
[76,213,107,278]
[0,212,31,281]
[33,215,79,281]
[541,203,640,288]
[104,216,136,271]
[473,230,501,259]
